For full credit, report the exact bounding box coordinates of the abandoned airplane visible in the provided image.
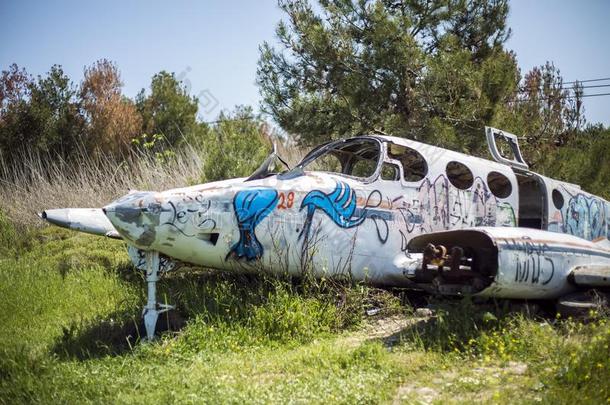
[41,127,610,339]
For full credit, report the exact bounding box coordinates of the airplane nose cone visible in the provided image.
[103,191,162,247]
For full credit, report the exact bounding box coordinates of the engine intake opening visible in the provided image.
[406,230,499,295]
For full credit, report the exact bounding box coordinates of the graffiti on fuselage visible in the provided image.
[567,194,606,240]
[553,190,608,241]
[227,188,279,261]
[392,174,516,236]
[299,182,365,240]
[501,237,555,285]
[298,182,392,250]
[294,175,516,258]
[162,194,216,238]
[226,175,517,263]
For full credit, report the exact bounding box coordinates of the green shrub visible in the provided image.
[402,298,562,362]
[249,285,339,343]
[538,126,610,199]
[168,273,375,352]
[202,106,273,182]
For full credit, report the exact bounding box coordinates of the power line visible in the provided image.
[510,92,610,103]
[563,77,610,85]
[519,83,610,92]
[579,92,610,98]
[571,83,610,90]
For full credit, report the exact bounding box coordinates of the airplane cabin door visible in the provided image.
[514,171,548,230]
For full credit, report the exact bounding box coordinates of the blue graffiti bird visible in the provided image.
[299,182,366,244]
[228,188,279,261]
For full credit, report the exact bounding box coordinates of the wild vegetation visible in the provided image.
[1,123,608,403]
[1,0,609,403]
[1,220,609,403]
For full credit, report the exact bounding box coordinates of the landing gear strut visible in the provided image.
[143,250,175,340]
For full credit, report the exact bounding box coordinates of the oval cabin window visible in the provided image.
[552,189,564,209]
[446,161,474,189]
[487,171,512,199]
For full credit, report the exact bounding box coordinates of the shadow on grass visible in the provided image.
[377,298,553,352]
[50,269,267,361]
[52,310,186,360]
[49,266,283,359]
[51,264,400,360]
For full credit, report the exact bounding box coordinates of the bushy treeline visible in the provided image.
[258,0,610,196]
[539,125,610,199]
[0,60,274,182]
[0,0,608,199]
[0,60,167,158]
[257,0,599,167]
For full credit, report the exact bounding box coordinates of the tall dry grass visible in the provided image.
[0,140,307,230]
[0,145,205,230]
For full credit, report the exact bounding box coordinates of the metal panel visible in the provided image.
[571,265,610,287]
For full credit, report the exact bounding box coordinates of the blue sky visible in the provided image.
[1,0,608,126]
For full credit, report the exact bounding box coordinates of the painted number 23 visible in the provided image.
[277,192,295,209]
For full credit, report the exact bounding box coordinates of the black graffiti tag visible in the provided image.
[507,237,555,285]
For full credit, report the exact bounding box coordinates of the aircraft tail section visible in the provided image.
[39,208,121,239]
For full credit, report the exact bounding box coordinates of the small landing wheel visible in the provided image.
[557,290,609,319]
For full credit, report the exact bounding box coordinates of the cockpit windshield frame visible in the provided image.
[292,137,384,183]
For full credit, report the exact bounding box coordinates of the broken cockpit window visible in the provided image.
[381,163,400,181]
[295,138,382,180]
[246,143,291,181]
[387,143,428,182]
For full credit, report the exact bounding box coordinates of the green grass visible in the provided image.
[1,223,609,404]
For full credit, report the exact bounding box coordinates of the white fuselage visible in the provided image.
[101,135,610,298]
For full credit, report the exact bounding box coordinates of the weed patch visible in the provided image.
[1,224,609,403]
